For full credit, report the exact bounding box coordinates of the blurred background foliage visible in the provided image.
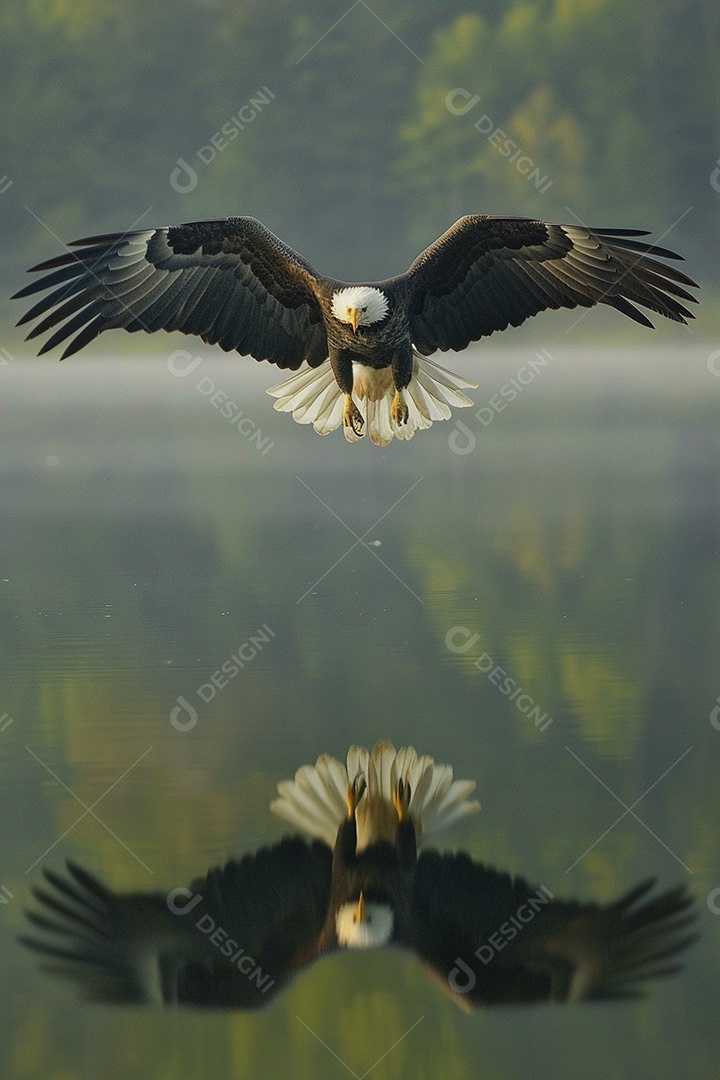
[1,0,719,293]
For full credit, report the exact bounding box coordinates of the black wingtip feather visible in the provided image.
[27,251,86,273]
[588,228,652,237]
[65,859,111,900]
[615,878,657,909]
[67,232,134,247]
[608,295,656,328]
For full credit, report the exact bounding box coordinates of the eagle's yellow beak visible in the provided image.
[354,891,366,923]
[348,307,361,333]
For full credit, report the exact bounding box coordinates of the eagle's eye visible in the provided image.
[361,306,367,312]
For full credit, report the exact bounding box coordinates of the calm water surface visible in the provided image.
[1,346,719,1079]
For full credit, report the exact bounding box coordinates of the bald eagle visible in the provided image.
[14,216,698,445]
[21,741,695,1009]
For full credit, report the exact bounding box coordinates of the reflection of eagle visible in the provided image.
[14,216,698,445]
[21,742,695,1009]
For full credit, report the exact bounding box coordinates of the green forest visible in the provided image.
[2,0,719,300]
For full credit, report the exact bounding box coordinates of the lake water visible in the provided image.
[1,344,718,1079]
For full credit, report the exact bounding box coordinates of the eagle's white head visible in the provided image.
[331,286,389,332]
[335,893,395,949]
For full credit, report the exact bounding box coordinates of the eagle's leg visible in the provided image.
[346,773,367,820]
[331,350,365,438]
[392,778,412,822]
[391,390,409,427]
[391,346,413,427]
[396,816,417,868]
[394,781,417,868]
[343,394,365,438]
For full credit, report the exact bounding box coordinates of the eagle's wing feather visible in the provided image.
[13,218,329,370]
[403,216,699,355]
[403,851,696,1008]
[20,838,335,1008]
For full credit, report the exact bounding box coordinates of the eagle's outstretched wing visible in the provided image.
[404,851,696,1008]
[20,838,334,1008]
[402,216,699,355]
[13,217,328,369]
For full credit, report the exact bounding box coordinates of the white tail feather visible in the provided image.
[266,354,478,445]
[270,740,480,850]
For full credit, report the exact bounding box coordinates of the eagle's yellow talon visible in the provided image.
[343,394,364,437]
[346,774,367,820]
[391,390,409,427]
